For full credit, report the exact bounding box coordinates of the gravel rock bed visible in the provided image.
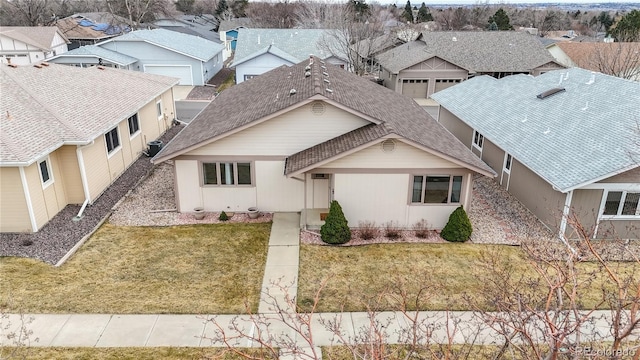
[0,125,184,265]
[468,175,554,245]
[109,161,272,226]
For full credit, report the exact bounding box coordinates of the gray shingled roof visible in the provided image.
[1,63,178,165]
[231,28,346,67]
[376,31,558,74]
[431,68,640,192]
[218,18,252,32]
[154,57,494,176]
[51,44,137,65]
[106,29,223,61]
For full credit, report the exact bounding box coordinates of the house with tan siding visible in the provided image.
[375,31,564,99]
[431,68,640,240]
[153,56,495,230]
[0,63,178,233]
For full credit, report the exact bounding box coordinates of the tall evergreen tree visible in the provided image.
[487,8,512,30]
[215,0,228,17]
[609,10,640,42]
[401,0,413,23]
[416,2,433,22]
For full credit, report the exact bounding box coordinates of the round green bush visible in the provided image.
[320,200,351,245]
[440,205,472,242]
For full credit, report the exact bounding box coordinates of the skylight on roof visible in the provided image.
[536,87,565,99]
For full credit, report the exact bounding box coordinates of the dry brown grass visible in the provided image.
[0,347,276,360]
[0,223,271,314]
[298,243,638,313]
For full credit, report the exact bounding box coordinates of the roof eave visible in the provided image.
[560,163,640,193]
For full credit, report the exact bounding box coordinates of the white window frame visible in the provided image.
[105,126,121,157]
[410,174,463,205]
[201,162,253,187]
[472,130,484,153]
[127,113,140,138]
[156,100,163,120]
[599,190,640,220]
[38,157,54,189]
[503,153,512,173]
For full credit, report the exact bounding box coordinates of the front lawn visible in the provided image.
[298,243,637,312]
[0,223,270,314]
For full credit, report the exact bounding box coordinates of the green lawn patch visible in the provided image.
[0,223,271,314]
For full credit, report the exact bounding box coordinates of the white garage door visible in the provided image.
[401,79,428,98]
[144,65,193,85]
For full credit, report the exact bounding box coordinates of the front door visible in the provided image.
[312,174,330,209]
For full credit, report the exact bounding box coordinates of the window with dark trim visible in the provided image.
[127,114,140,135]
[411,175,463,204]
[202,162,252,186]
[603,191,640,217]
[105,127,120,154]
[38,159,52,185]
[473,130,484,150]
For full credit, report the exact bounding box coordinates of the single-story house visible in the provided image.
[54,12,132,50]
[49,29,224,85]
[0,63,178,233]
[152,56,495,229]
[375,31,565,99]
[230,28,348,84]
[431,68,640,240]
[0,26,69,65]
[550,42,640,81]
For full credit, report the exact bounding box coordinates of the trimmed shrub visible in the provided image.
[358,221,378,240]
[219,211,229,221]
[321,201,351,245]
[413,219,430,238]
[440,206,472,242]
[384,221,402,240]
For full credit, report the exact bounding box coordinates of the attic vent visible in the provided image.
[381,139,396,152]
[452,37,457,42]
[321,65,327,70]
[41,62,49,66]
[536,87,565,99]
[323,78,330,83]
[311,102,325,115]
[325,88,333,93]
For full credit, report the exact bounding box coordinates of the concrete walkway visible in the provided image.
[258,212,301,314]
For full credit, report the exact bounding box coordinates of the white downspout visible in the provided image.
[75,141,93,219]
[19,166,38,232]
[559,190,578,256]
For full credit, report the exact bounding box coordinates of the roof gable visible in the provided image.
[154,56,494,176]
[49,45,138,65]
[105,29,223,61]
[431,68,640,192]
[0,26,68,50]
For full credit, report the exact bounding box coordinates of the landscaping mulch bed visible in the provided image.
[300,229,445,246]
[0,125,184,265]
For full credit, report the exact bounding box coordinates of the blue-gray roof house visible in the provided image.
[230,28,348,84]
[49,29,224,85]
[432,68,640,240]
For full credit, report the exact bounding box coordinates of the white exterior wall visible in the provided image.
[188,103,370,156]
[235,52,294,83]
[0,32,68,65]
[548,45,575,68]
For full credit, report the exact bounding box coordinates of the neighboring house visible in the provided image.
[49,29,224,85]
[0,26,69,65]
[231,28,348,84]
[551,42,640,81]
[153,14,221,44]
[431,68,640,240]
[152,57,495,230]
[54,12,131,49]
[218,18,252,60]
[0,63,178,233]
[375,31,564,99]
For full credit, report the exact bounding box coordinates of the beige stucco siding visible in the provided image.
[187,102,371,156]
[57,145,84,204]
[437,107,473,150]
[319,140,460,169]
[0,167,31,232]
[508,159,565,231]
[598,167,640,183]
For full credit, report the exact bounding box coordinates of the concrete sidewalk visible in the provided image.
[0,311,625,348]
[258,212,301,314]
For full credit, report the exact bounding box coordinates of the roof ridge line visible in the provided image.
[2,66,88,141]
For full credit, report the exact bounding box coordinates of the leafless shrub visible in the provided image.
[384,221,402,240]
[357,221,378,240]
[412,219,430,239]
